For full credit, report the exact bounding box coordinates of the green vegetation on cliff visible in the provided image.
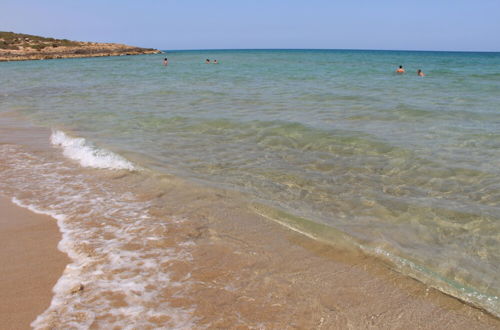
[0,31,161,61]
[0,31,80,50]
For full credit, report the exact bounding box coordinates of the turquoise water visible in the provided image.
[1,49,499,315]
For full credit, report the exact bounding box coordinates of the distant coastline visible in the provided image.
[0,31,161,62]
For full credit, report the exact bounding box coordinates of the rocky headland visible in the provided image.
[0,31,162,61]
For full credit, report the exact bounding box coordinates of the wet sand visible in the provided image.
[0,196,69,329]
[138,180,500,329]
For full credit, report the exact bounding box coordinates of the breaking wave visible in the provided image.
[50,130,136,171]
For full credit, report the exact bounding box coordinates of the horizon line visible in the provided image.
[159,47,500,54]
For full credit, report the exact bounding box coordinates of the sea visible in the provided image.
[0,49,499,327]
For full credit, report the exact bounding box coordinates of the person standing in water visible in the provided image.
[163,57,168,66]
[396,65,405,73]
[417,69,425,77]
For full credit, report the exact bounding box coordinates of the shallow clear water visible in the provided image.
[1,49,499,316]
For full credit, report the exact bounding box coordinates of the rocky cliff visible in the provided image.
[0,32,161,61]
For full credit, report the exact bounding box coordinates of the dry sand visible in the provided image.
[0,196,68,330]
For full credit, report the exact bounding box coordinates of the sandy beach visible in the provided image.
[0,196,68,329]
[2,0,500,325]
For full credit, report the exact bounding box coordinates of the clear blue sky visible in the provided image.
[2,0,500,52]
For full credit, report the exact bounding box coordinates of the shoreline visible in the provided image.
[0,116,498,328]
[0,196,69,329]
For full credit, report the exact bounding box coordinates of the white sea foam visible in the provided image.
[50,130,136,171]
[0,144,196,329]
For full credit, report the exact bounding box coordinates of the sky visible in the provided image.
[2,0,500,52]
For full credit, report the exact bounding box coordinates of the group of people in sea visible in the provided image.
[163,57,219,66]
[396,65,425,76]
[164,57,422,76]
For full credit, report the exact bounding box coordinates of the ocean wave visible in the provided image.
[50,130,136,171]
[0,144,195,329]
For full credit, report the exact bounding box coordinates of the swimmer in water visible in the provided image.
[213,59,218,64]
[417,69,425,77]
[205,59,210,64]
[163,57,168,66]
[396,65,405,73]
